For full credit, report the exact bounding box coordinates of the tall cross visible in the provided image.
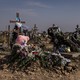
[10,12,25,23]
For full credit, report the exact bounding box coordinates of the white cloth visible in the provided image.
[16,22,22,28]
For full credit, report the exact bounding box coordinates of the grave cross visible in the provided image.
[10,12,26,34]
[10,12,25,24]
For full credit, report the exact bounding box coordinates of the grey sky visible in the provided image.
[0,0,80,32]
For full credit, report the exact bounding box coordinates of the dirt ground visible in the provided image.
[0,54,80,80]
[0,67,80,80]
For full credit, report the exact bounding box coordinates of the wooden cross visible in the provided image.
[10,12,26,23]
[10,12,26,33]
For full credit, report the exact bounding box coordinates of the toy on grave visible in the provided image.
[16,35,29,47]
[11,35,30,60]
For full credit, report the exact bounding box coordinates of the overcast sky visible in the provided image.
[0,0,80,32]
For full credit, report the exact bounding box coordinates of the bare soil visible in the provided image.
[0,54,80,80]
